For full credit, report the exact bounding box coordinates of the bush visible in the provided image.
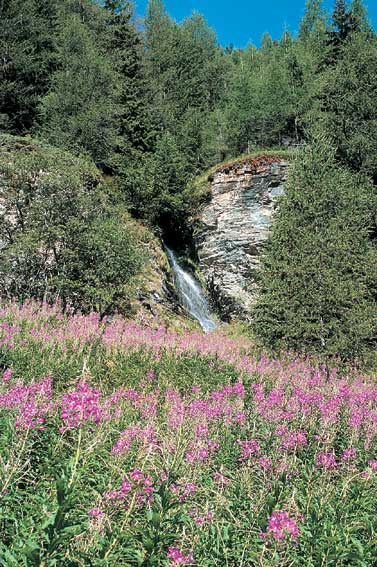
[0,136,145,315]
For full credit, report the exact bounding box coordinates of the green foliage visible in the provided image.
[0,136,145,315]
[311,32,377,181]
[332,0,371,39]
[299,0,325,40]
[0,0,59,132]
[39,10,120,162]
[253,137,377,359]
[0,306,377,565]
[104,1,155,157]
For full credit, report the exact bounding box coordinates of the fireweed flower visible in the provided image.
[89,508,104,519]
[281,430,308,452]
[238,439,261,461]
[261,510,300,542]
[2,368,12,383]
[88,508,105,534]
[167,546,194,566]
[147,370,155,381]
[316,451,337,470]
[103,471,155,507]
[213,471,230,485]
[60,381,103,430]
[174,482,197,502]
[258,456,273,471]
[185,439,219,463]
[342,448,357,462]
[111,424,156,456]
[130,469,143,482]
[0,377,53,429]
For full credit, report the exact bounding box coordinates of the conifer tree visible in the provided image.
[350,0,371,33]
[253,137,377,359]
[104,1,154,156]
[329,0,370,51]
[333,0,351,40]
[299,0,324,40]
[39,11,119,162]
[0,0,59,131]
[146,132,189,236]
[314,31,377,181]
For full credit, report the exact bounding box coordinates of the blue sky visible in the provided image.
[134,0,377,47]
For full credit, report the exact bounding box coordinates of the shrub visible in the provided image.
[0,136,144,315]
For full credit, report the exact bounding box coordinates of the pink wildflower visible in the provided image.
[0,377,53,429]
[167,546,194,566]
[258,457,273,471]
[60,381,102,430]
[281,430,308,451]
[89,508,104,519]
[261,510,300,542]
[130,469,143,482]
[316,451,337,469]
[238,439,261,461]
[342,448,357,462]
[213,471,229,485]
[2,368,12,383]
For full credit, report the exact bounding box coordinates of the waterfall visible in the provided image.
[165,246,217,332]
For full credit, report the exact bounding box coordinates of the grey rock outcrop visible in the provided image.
[194,156,289,321]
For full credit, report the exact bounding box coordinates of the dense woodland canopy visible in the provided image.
[0,0,377,359]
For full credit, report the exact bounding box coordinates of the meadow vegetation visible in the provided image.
[1,301,376,566]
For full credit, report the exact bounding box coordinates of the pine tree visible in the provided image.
[39,11,120,162]
[333,0,351,40]
[350,0,371,33]
[146,132,190,236]
[299,0,324,40]
[313,32,377,181]
[104,1,154,156]
[253,137,377,360]
[0,0,59,132]
[329,0,370,50]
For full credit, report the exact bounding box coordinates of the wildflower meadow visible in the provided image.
[1,300,376,566]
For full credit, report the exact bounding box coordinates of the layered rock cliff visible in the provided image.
[194,155,289,321]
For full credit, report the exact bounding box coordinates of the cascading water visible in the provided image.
[165,246,217,332]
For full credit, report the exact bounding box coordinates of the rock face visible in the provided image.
[194,155,289,321]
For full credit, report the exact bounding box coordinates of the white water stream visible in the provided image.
[165,246,217,332]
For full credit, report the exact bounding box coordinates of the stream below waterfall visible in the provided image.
[165,246,217,332]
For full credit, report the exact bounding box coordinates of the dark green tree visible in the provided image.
[147,132,190,235]
[349,0,372,32]
[313,32,377,181]
[328,0,370,56]
[0,0,59,132]
[253,137,377,359]
[104,1,154,157]
[333,0,351,40]
[299,0,324,40]
[39,11,120,162]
